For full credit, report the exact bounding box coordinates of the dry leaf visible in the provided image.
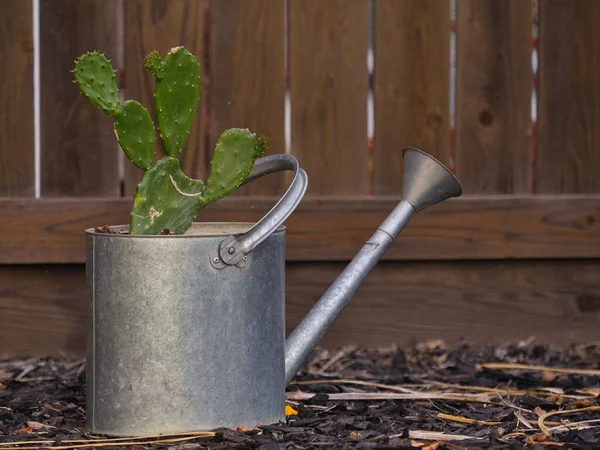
[350,431,362,439]
[15,426,33,434]
[26,421,56,431]
[236,424,258,433]
[534,406,547,417]
[410,440,443,450]
[285,405,298,416]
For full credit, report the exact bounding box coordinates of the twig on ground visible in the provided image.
[477,363,600,376]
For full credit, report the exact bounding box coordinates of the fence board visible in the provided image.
[536,0,600,194]
[289,0,369,195]
[210,0,286,196]
[1,195,600,264]
[3,260,600,356]
[455,0,532,194]
[0,265,85,357]
[123,0,205,195]
[373,0,449,195]
[40,0,121,196]
[0,1,34,196]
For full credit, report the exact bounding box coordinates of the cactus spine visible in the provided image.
[74,47,266,235]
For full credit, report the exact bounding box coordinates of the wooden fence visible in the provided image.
[1,0,600,356]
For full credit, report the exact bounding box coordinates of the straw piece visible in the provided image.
[390,430,483,442]
[291,378,416,393]
[537,406,600,436]
[478,363,600,376]
[285,391,491,402]
[0,431,215,449]
[436,413,501,426]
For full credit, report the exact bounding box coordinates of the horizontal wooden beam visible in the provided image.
[1,195,599,263]
[2,260,600,357]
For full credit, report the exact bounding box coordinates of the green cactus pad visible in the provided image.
[73,52,120,116]
[114,100,156,170]
[130,156,205,235]
[150,47,200,157]
[202,128,259,206]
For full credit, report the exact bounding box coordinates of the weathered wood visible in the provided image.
[455,0,532,194]
[122,0,205,195]
[0,1,34,196]
[0,265,86,357]
[373,0,450,195]
[210,0,286,196]
[40,0,121,196]
[286,260,600,349]
[289,0,369,195]
[1,195,599,264]
[3,260,600,357]
[536,0,600,193]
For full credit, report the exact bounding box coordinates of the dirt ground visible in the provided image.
[2,339,600,449]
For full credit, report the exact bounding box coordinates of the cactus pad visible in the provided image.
[114,100,156,170]
[73,52,120,117]
[146,47,200,157]
[130,156,205,235]
[202,128,260,206]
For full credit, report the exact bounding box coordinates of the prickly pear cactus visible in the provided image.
[202,129,267,206]
[74,48,266,235]
[73,51,120,116]
[74,52,155,170]
[130,157,204,235]
[144,47,200,157]
[114,100,155,170]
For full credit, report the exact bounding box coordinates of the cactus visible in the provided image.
[202,128,265,206]
[130,157,204,235]
[74,52,155,170]
[73,51,120,116]
[74,48,266,235]
[144,47,200,157]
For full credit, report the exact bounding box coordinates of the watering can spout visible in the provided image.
[284,147,462,384]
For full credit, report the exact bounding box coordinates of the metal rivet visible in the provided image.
[242,256,248,261]
[228,247,235,255]
[213,257,219,263]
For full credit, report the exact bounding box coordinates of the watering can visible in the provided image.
[85,147,462,436]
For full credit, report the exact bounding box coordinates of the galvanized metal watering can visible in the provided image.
[85,147,462,436]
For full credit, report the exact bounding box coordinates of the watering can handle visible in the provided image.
[214,154,308,267]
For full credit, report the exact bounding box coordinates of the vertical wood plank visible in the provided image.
[210,0,286,196]
[0,1,34,196]
[123,0,205,195]
[289,0,369,196]
[40,0,121,197]
[536,0,600,193]
[455,0,532,195]
[373,0,449,196]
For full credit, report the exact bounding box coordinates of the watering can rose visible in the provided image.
[73,46,266,235]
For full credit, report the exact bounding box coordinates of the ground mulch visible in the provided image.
[1,340,600,449]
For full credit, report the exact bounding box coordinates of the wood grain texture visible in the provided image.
[210,0,286,196]
[289,0,369,195]
[123,0,205,195]
[455,0,532,194]
[3,260,600,357]
[536,0,600,194]
[40,0,121,197]
[1,195,599,264]
[287,260,600,350]
[0,1,34,196]
[374,0,449,195]
[0,265,86,357]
